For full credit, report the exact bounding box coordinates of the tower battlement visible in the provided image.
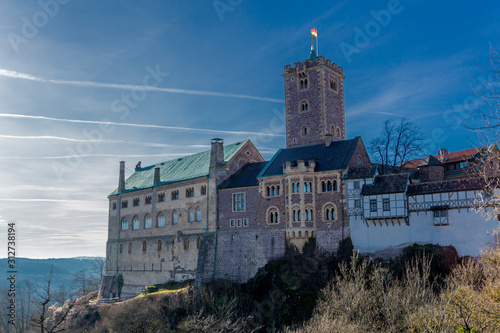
[284,56,343,76]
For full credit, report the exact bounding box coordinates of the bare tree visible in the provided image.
[467,44,500,218]
[91,257,106,283]
[369,118,426,174]
[29,265,75,333]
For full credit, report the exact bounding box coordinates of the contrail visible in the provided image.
[0,69,284,103]
[0,134,213,148]
[0,113,285,137]
[0,153,193,160]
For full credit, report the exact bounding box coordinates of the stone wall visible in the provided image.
[213,229,286,283]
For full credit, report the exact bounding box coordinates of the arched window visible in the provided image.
[324,204,336,221]
[331,125,335,136]
[184,238,189,250]
[336,127,341,138]
[132,216,140,230]
[272,186,276,196]
[327,181,332,191]
[267,207,280,224]
[308,209,313,221]
[266,187,270,196]
[292,183,297,193]
[293,210,297,221]
[157,212,165,227]
[300,100,309,112]
[144,214,152,229]
[157,240,162,251]
[322,181,326,192]
[196,207,202,221]
[333,180,338,191]
[119,244,123,254]
[142,240,147,253]
[302,126,308,136]
[298,210,301,221]
[128,243,132,254]
[276,186,280,195]
[358,156,362,166]
[330,79,338,92]
[197,237,201,249]
[121,218,128,230]
[189,208,194,222]
[172,210,178,225]
[307,182,312,192]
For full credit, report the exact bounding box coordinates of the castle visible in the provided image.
[100,40,500,299]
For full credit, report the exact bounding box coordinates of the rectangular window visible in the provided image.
[237,219,242,227]
[145,196,152,205]
[201,185,207,195]
[233,193,245,211]
[383,198,390,211]
[370,199,377,212]
[112,202,117,210]
[354,181,360,189]
[121,200,128,209]
[243,218,249,226]
[158,193,165,202]
[433,210,449,226]
[230,219,235,227]
[171,191,179,200]
[354,199,361,208]
[133,198,140,207]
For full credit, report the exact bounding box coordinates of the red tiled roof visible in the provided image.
[404,147,483,168]
[445,148,480,163]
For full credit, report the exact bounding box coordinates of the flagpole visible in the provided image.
[316,32,319,56]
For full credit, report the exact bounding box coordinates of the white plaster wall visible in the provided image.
[350,208,499,257]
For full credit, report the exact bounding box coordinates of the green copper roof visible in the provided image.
[111,140,248,195]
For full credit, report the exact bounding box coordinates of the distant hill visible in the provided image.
[0,257,104,290]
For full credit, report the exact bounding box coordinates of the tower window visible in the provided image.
[336,127,341,138]
[302,126,309,136]
[330,79,338,92]
[300,78,308,89]
[300,101,309,112]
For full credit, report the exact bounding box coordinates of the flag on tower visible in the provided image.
[311,28,318,37]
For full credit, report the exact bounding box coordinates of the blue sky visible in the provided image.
[0,0,498,258]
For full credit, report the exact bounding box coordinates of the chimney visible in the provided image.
[118,161,125,193]
[325,133,333,147]
[438,149,449,162]
[154,167,161,184]
[210,138,224,168]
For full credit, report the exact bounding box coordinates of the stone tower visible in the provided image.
[283,48,345,148]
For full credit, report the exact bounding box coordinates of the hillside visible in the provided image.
[0,257,104,289]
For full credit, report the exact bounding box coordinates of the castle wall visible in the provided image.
[213,229,286,282]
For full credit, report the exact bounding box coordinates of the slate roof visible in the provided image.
[407,177,489,195]
[258,137,361,178]
[344,165,379,179]
[219,162,268,189]
[361,173,409,196]
[111,140,249,195]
